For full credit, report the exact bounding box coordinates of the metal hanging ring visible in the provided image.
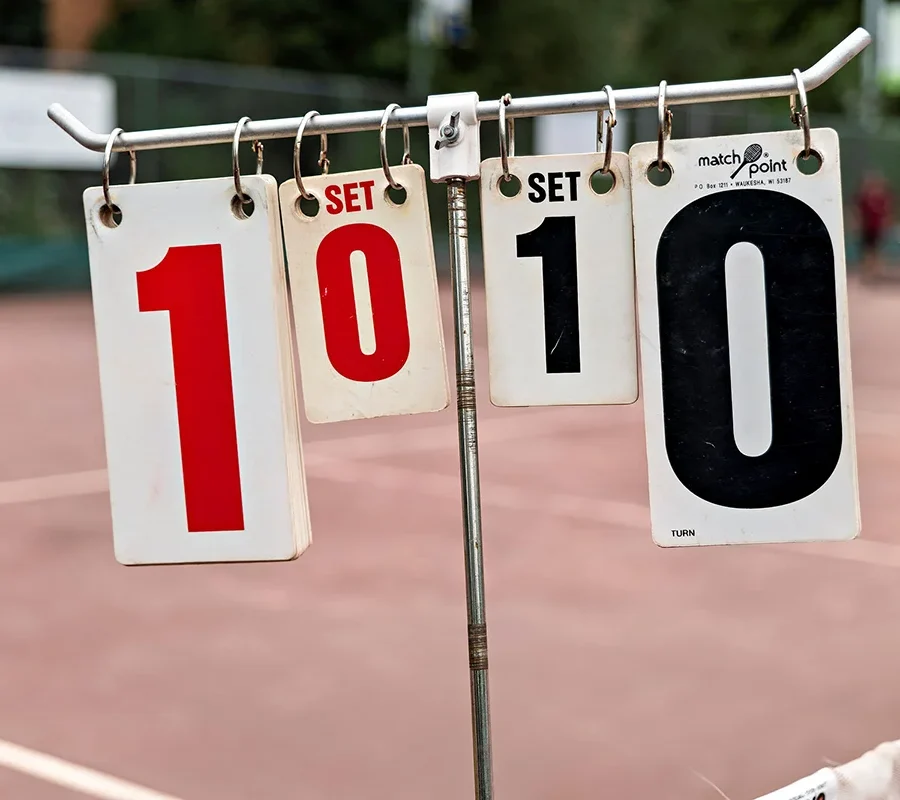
[657,81,672,170]
[379,103,409,191]
[232,116,262,203]
[102,127,137,209]
[790,68,812,156]
[401,117,412,165]
[318,130,330,175]
[294,111,329,200]
[498,94,515,181]
[253,140,264,175]
[600,85,617,174]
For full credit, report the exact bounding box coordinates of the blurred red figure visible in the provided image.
[855,172,894,281]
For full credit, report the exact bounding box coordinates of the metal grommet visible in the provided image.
[599,85,617,174]
[102,127,136,208]
[380,103,410,191]
[657,80,672,170]
[232,116,262,203]
[499,93,515,181]
[790,68,811,156]
[294,110,328,200]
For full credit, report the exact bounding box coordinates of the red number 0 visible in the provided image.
[137,244,245,533]
[317,222,410,382]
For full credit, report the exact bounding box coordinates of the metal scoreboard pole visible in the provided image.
[428,91,493,798]
[48,28,871,800]
[448,177,493,798]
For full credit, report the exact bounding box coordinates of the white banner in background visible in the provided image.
[535,111,631,156]
[414,0,471,45]
[0,67,115,170]
[880,2,900,93]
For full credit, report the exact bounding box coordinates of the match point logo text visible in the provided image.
[698,143,787,179]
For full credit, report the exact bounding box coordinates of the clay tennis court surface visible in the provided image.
[0,278,897,799]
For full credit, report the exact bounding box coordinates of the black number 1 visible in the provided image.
[516,216,580,373]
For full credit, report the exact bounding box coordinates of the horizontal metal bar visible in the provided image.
[48,27,870,154]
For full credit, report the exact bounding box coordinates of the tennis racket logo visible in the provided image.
[730,143,763,179]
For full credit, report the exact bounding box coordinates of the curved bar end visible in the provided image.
[802,27,871,91]
[48,103,108,152]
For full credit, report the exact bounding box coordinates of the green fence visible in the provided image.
[0,46,407,291]
[1,45,899,291]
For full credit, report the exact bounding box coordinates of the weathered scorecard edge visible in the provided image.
[49,28,872,800]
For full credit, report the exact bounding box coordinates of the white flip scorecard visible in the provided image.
[84,175,311,565]
[630,128,860,546]
[479,153,638,407]
[280,164,450,423]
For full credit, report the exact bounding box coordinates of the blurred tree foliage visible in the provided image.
[0,0,44,47]
[93,0,412,79]
[95,0,863,112]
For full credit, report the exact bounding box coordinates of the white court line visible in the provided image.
[0,405,895,508]
[855,409,900,438]
[0,738,183,800]
[2,407,900,571]
[1,403,897,508]
[0,469,108,506]
[302,405,593,464]
[313,458,900,571]
[0,407,588,507]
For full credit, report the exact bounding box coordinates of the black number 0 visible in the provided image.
[656,189,843,509]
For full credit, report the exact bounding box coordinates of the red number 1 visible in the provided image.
[137,244,245,532]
